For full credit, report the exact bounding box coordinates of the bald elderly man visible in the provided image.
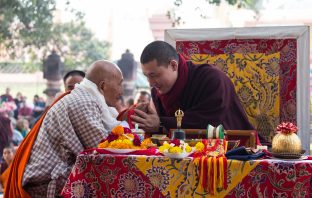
[4,60,127,198]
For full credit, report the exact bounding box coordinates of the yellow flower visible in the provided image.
[119,136,126,140]
[185,145,192,153]
[98,140,109,148]
[108,140,118,148]
[141,138,152,149]
[168,146,183,153]
[162,142,170,148]
[195,142,205,151]
[159,142,170,152]
[111,125,124,136]
[159,146,167,152]
[117,142,129,149]
[122,139,133,146]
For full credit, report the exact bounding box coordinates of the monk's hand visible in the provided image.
[131,105,160,132]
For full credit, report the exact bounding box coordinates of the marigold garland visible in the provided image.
[111,125,124,136]
[98,125,153,149]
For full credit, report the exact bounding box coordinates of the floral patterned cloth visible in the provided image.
[227,160,312,197]
[61,151,312,197]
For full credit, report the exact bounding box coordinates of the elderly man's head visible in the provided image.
[86,60,123,107]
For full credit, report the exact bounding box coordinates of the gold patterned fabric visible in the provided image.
[190,53,280,141]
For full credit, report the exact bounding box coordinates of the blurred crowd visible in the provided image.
[0,88,47,192]
[0,87,46,150]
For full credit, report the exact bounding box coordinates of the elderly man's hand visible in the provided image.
[131,105,160,133]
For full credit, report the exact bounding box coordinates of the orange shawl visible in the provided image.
[0,167,9,191]
[4,92,69,198]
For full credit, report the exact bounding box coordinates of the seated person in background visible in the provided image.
[13,92,23,119]
[136,90,151,104]
[17,97,33,122]
[32,95,46,119]
[1,88,13,103]
[53,70,85,102]
[0,116,13,159]
[0,144,15,193]
[10,118,24,146]
[131,41,255,136]
[126,98,134,108]
[16,118,30,138]
[63,70,85,92]
[5,60,128,198]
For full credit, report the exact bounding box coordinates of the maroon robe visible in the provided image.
[152,60,254,132]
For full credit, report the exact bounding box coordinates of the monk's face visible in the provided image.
[101,71,124,107]
[142,59,178,95]
[65,75,84,91]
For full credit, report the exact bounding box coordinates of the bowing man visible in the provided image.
[5,60,128,198]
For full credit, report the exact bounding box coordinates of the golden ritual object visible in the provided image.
[272,122,302,155]
[173,109,185,140]
[175,109,184,129]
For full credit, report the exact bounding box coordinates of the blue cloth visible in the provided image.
[12,129,24,146]
[226,146,266,161]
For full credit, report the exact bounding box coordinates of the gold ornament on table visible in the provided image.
[172,109,185,140]
[175,108,184,129]
[272,122,302,157]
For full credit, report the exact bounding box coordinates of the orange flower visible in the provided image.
[141,138,152,149]
[98,140,109,148]
[111,125,124,136]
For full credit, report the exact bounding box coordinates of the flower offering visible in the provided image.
[276,122,298,135]
[159,139,204,155]
[98,125,154,149]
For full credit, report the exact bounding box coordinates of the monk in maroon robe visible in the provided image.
[131,41,254,135]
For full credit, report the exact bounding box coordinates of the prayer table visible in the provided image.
[61,149,312,197]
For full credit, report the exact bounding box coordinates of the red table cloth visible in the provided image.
[61,150,312,197]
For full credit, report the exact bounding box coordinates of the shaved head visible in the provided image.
[85,60,124,107]
[86,60,122,84]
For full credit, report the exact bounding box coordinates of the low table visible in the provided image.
[61,150,312,197]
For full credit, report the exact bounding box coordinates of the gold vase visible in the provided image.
[272,133,301,154]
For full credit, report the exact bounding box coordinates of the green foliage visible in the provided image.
[50,22,110,70]
[170,0,260,26]
[0,0,56,57]
[0,0,110,71]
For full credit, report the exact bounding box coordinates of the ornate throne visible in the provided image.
[165,26,310,152]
